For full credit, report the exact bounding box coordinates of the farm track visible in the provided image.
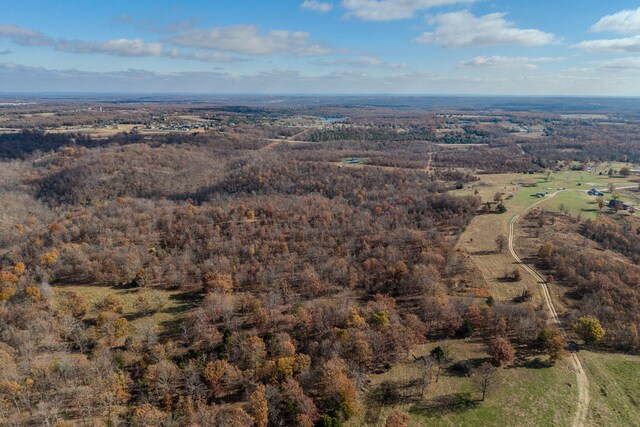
[261,127,316,150]
[425,152,434,174]
[509,191,590,427]
[261,137,311,150]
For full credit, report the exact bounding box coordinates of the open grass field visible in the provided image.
[21,112,57,117]
[522,168,639,219]
[46,123,208,137]
[47,124,139,135]
[538,190,600,220]
[580,351,640,426]
[348,341,577,427]
[52,284,197,338]
[456,163,640,220]
[456,213,542,304]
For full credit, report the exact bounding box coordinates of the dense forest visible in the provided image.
[0,126,490,426]
[522,211,640,352]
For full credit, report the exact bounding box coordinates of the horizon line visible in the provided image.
[1,92,640,99]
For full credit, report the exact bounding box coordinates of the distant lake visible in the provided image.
[319,117,346,123]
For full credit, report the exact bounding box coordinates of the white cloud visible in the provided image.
[591,7,640,34]
[574,35,640,54]
[318,55,406,68]
[0,22,329,62]
[594,56,640,71]
[301,1,333,13]
[166,49,244,63]
[54,38,242,62]
[416,11,555,47]
[55,38,164,57]
[460,56,563,69]
[170,25,330,56]
[341,0,476,21]
[0,24,52,46]
[577,8,640,53]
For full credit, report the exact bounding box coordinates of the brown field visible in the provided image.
[46,124,207,137]
[457,213,543,305]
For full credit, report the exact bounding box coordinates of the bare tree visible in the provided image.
[473,363,497,401]
[495,234,507,253]
[419,356,435,397]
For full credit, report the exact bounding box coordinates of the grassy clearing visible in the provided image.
[580,351,640,426]
[52,284,196,337]
[454,167,640,303]
[538,191,599,220]
[525,169,640,219]
[454,173,553,304]
[455,165,640,222]
[46,123,208,137]
[348,341,577,427]
[457,213,541,304]
[47,124,139,136]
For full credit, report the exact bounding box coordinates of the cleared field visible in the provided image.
[52,284,197,337]
[581,351,640,426]
[46,124,139,136]
[454,173,551,303]
[348,341,577,427]
[457,167,640,219]
[454,167,640,302]
[457,213,542,304]
[535,168,639,219]
[46,124,208,137]
[538,190,599,220]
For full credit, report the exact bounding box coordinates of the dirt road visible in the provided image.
[509,191,590,427]
[425,152,434,174]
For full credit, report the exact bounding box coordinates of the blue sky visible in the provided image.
[1,0,640,95]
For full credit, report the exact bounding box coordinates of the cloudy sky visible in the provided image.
[1,0,640,95]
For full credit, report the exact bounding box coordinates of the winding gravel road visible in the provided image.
[508,191,590,427]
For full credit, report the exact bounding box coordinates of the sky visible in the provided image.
[1,0,640,95]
